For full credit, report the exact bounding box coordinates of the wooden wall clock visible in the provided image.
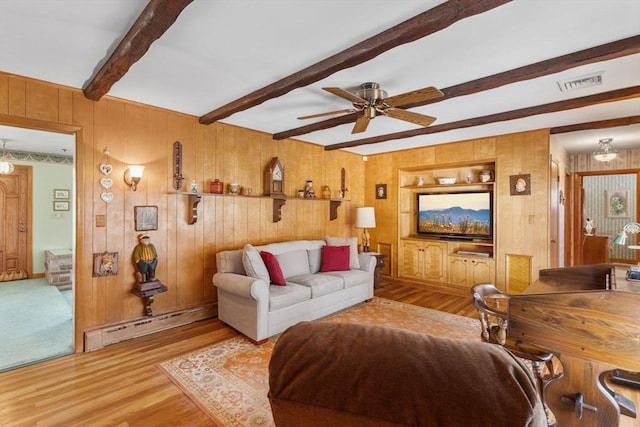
[264,157,285,196]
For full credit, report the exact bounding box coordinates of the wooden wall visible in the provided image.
[0,72,364,351]
[364,129,551,292]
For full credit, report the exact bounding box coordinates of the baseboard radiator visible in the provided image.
[84,303,217,352]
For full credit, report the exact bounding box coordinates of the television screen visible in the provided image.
[417,191,492,240]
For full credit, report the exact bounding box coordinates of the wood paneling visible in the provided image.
[0,72,363,352]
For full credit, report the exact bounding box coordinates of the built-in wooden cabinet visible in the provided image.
[400,239,448,282]
[397,161,496,289]
[400,237,495,287]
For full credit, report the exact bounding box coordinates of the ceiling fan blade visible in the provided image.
[323,87,367,104]
[351,115,370,134]
[384,108,436,127]
[297,108,356,120]
[383,86,444,107]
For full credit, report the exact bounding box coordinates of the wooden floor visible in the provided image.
[0,278,478,426]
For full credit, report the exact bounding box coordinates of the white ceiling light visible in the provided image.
[592,138,617,162]
[0,139,15,175]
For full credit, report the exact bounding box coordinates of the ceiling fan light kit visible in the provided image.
[300,82,443,134]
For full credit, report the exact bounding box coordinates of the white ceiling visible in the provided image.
[0,0,639,156]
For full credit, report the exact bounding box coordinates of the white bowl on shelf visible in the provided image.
[437,177,457,185]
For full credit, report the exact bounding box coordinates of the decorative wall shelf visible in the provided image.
[176,192,347,224]
[401,182,494,190]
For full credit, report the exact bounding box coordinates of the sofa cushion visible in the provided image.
[320,246,351,272]
[325,236,359,269]
[288,274,344,298]
[322,269,371,289]
[269,283,311,311]
[260,251,286,286]
[276,249,311,278]
[242,244,269,283]
[307,248,322,274]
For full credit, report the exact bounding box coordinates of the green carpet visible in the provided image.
[0,278,73,372]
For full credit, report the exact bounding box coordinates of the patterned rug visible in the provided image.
[158,297,479,426]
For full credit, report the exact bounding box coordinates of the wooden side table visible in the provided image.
[368,253,386,289]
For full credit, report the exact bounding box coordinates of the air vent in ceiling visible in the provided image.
[557,71,604,92]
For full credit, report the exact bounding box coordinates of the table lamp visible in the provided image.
[355,207,376,252]
[613,222,640,281]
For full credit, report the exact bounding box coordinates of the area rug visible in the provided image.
[159,298,479,426]
[0,278,73,372]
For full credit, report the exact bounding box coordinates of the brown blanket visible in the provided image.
[269,322,546,427]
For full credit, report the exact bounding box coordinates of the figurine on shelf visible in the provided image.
[134,234,158,283]
[584,218,595,236]
[304,180,316,199]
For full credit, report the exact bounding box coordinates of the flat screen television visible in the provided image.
[417,190,493,241]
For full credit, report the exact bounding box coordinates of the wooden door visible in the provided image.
[549,159,560,268]
[0,166,30,278]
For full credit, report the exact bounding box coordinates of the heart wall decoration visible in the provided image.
[100,192,114,203]
[99,178,113,189]
[99,163,112,175]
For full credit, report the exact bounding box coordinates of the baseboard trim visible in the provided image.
[84,303,217,352]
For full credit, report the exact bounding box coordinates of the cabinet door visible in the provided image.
[422,242,447,283]
[470,258,495,285]
[400,241,424,279]
[448,257,469,286]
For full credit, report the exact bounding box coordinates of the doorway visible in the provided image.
[573,170,639,265]
[0,123,75,371]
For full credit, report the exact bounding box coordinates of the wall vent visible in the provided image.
[557,71,604,92]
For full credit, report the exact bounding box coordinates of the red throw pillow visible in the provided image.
[260,251,286,286]
[320,245,351,272]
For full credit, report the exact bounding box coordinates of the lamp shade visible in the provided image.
[614,222,640,246]
[355,207,376,228]
[128,165,145,178]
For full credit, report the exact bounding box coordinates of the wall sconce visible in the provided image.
[355,207,376,252]
[124,165,144,191]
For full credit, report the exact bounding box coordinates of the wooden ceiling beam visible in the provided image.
[273,35,640,140]
[83,0,193,101]
[198,0,511,125]
[550,116,640,134]
[325,86,640,150]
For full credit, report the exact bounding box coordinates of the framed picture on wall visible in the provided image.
[135,205,158,231]
[376,184,387,199]
[605,190,630,218]
[53,201,70,211]
[54,189,70,199]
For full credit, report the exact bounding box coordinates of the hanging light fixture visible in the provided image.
[592,137,617,162]
[0,139,15,175]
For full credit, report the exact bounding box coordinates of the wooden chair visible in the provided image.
[471,284,562,427]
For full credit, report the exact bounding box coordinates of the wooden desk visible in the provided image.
[527,263,639,294]
[508,270,640,426]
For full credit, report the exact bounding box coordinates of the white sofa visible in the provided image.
[213,239,376,342]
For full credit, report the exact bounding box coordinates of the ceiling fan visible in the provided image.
[298,82,444,134]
